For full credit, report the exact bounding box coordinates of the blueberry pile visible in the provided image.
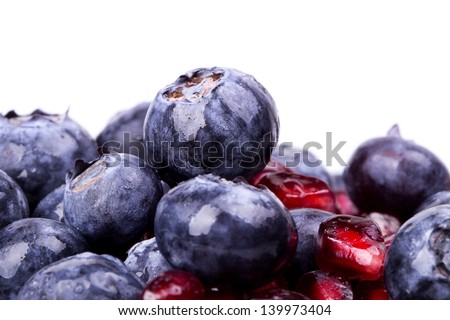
[1,67,449,300]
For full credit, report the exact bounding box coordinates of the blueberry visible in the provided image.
[0,170,29,229]
[286,208,334,280]
[154,174,297,288]
[384,204,450,299]
[124,237,174,284]
[0,110,98,209]
[97,102,150,158]
[17,252,144,300]
[329,174,347,192]
[0,218,89,299]
[343,125,449,220]
[415,190,450,213]
[144,67,279,186]
[32,184,65,222]
[64,153,163,255]
[271,145,331,185]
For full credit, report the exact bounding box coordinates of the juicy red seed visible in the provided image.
[353,279,389,300]
[248,280,280,297]
[141,270,205,300]
[335,190,360,215]
[294,270,353,300]
[251,170,337,212]
[246,275,290,298]
[316,215,386,281]
[251,287,310,300]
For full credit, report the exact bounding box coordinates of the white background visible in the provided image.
[1,0,449,174]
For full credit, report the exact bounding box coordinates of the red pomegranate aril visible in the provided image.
[294,270,353,300]
[252,287,310,300]
[251,170,337,212]
[141,270,205,300]
[316,215,386,281]
[353,279,389,300]
[335,190,360,215]
[246,275,290,298]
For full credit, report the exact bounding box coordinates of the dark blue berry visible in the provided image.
[384,204,450,299]
[154,174,297,288]
[124,237,174,284]
[97,102,150,158]
[415,190,450,214]
[64,153,162,255]
[144,67,279,186]
[343,126,449,220]
[0,218,89,299]
[17,252,144,300]
[0,110,98,209]
[32,184,65,222]
[0,170,29,229]
[287,208,334,280]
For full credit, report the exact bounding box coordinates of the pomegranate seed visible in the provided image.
[353,279,389,300]
[316,215,386,281]
[335,190,360,215]
[141,270,205,300]
[251,170,337,212]
[252,287,310,300]
[294,270,353,300]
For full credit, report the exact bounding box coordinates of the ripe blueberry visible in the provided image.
[0,218,89,299]
[0,110,98,209]
[154,174,297,288]
[64,153,162,255]
[18,252,144,300]
[344,125,450,221]
[97,102,150,158]
[144,67,279,186]
[384,204,450,299]
[0,170,29,229]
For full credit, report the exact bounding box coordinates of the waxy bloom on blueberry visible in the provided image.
[144,67,279,186]
[344,125,450,221]
[64,153,163,256]
[0,170,29,229]
[154,174,297,288]
[18,252,144,300]
[384,204,450,299]
[0,218,89,299]
[0,110,98,209]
